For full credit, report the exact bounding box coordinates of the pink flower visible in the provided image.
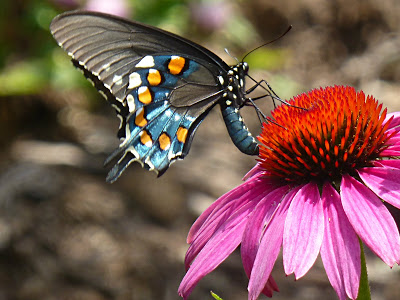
[178,86,400,300]
[85,0,131,18]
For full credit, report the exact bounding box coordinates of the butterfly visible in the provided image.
[50,10,274,182]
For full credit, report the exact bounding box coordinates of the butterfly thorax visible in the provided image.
[219,62,249,109]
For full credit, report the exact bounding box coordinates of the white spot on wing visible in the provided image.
[127,146,140,160]
[138,86,148,94]
[113,74,123,85]
[135,56,155,68]
[86,77,95,87]
[99,90,107,99]
[111,104,121,113]
[127,94,135,112]
[165,109,172,117]
[186,115,195,122]
[128,72,142,89]
[102,63,110,72]
[120,123,131,147]
[168,150,182,160]
[145,157,155,171]
[116,114,124,129]
[104,82,112,91]
[139,131,153,147]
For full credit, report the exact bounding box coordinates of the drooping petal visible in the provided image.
[358,167,400,209]
[248,186,300,300]
[187,174,271,244]
[320,182,360,300]
[178,197,258,299]
[185,182,276,268]
[341,175,400,266]
[283,183,324,278]
[241,185,292,297]
[242,162,265,181]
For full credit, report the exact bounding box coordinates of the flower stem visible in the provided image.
[210,291,224,300]
[357,240,371,300]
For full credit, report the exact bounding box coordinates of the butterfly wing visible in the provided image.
[50,11,229,181]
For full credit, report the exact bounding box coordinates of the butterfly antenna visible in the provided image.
[242,25,292,62]
[225,48,239,63]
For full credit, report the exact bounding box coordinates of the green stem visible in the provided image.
[357,240,371,300]
[210,291,223,300]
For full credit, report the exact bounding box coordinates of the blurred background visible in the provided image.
[1,0,400,299]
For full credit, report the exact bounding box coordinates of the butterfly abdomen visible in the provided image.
[220,103,259,155]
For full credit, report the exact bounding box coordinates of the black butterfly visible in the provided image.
[50,10,275,182]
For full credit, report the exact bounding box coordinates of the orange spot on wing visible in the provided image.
[147,69,162,86]
[138,86,152,104]
[135,108,147,127]
[177,127,188,143]
[140,130,152,147]
[168,56,186,75]
[159,133,171,150]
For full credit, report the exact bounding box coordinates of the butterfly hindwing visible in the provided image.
[106,102,215,182]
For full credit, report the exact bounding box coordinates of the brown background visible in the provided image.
[1,0,400,299]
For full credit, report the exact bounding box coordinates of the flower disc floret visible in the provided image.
[259,86,391,183]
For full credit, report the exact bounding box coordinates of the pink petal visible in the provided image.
[358,167,400,209]
[386,131,400,143]
[373,160,400,169]
[380,149,400,156]
[241,185,292,297]
[382,145,400,151]
[248,186,300,300]
[185,182,275,267]
[320,183,360,300]
[242,162,264,181]
[341,175,400,266]
[178,198,257,299]
[187,175,270,244]
[283,183,324,278]
[384,112,400,129]
[384,127,400,140]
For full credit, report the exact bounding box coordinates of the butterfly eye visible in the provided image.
[242,62,249,73]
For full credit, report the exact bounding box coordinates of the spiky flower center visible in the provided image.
[258,86,391,183]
